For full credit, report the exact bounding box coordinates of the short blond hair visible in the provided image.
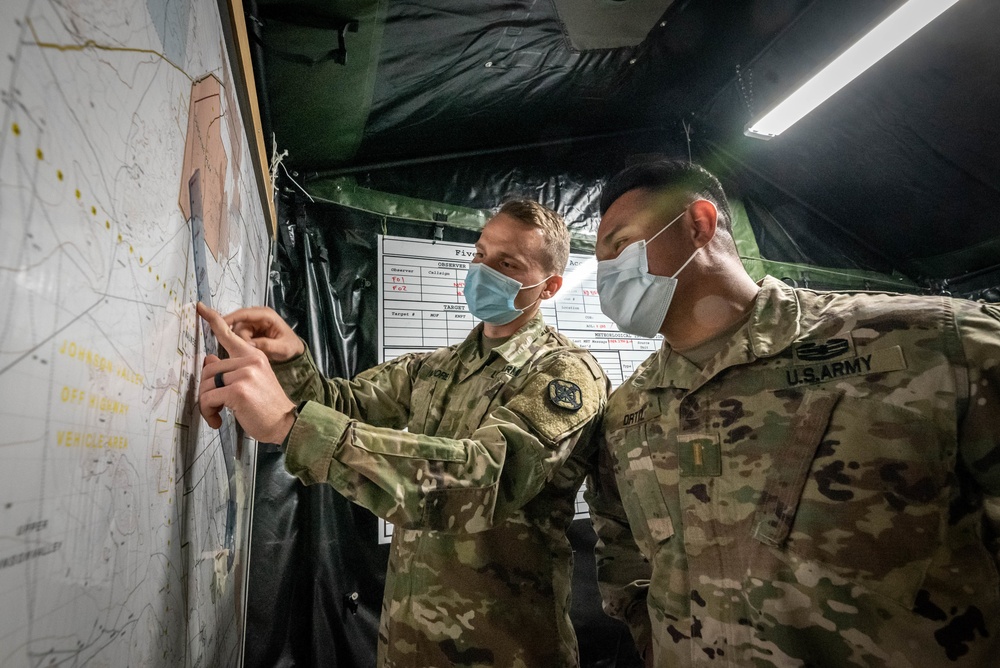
[497,199,571,275]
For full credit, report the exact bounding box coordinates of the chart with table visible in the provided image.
[378,235,659,385]
[376,235,661,541]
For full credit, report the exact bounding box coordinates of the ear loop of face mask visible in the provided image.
[516,274,551,311]
[644,204,707,279]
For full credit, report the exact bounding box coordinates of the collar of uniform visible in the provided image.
[747,275,801,359]
[631,342,695,391]
[632,275,799,391]
[455,312,547,381]
[455,323,486,366]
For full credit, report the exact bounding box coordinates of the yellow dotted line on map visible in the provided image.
[15,128,192,532]
[12,122,184,307]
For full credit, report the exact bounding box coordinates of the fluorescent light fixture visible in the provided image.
[745,0,960,140]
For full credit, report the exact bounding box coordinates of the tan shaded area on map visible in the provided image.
[179,74,228,260]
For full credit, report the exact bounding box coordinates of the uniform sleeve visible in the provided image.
[271,342,421,428]
[282,351,606,533]
[584,436,653,655]
[956,302,1000,553]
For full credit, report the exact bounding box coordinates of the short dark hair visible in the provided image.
[599,159,733,235]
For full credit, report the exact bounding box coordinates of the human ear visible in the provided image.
[540,274,563,299]
[688,199,718,248]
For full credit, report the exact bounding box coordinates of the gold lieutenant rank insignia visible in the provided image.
[547,379,582,411]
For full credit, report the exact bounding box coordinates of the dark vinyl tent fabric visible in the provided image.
[250,0,1000,292]
[243,0,1000,666]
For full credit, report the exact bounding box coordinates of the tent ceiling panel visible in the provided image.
[250,0,1000,286]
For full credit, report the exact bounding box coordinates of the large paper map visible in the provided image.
[0,0,269,665]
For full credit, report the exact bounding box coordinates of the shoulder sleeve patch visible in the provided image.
[548,379,583,411]
[507,354,603,445]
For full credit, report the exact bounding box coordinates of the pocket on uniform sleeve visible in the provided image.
[350,425,467,462]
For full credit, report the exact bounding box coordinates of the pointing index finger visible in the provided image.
[197,302,254,356]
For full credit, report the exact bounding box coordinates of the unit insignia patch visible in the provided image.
[547,379,583,411]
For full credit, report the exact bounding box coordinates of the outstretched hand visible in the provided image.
[223,306,304,362]
[197,302,298,444]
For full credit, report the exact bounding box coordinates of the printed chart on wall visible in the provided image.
[0,0,269,666]
[375,234,660,543]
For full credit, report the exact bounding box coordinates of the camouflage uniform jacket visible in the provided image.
[273,313,608,668]
[586,276,1000,667]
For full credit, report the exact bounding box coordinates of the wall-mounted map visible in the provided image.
[0,0,269,665]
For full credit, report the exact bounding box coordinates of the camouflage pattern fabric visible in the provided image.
[586,276,1000,667]
[273,313,609,668]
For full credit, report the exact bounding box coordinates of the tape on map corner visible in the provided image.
[213,549,230,598]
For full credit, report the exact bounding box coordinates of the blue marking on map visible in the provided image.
[146,0,189,64]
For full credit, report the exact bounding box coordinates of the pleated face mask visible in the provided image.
[464,262,547,325]
[596,205,702,338]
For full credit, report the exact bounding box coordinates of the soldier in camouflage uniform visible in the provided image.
[586,159,1000,666]
[197,200,609,667]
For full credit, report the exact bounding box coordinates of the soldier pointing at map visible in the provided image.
[197,199,609,668]
[585,158,1000,666]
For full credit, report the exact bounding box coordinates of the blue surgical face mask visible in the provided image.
[596,204,705,338]
[464,262,548,325]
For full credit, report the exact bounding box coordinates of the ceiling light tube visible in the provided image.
[745,0,960,140]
